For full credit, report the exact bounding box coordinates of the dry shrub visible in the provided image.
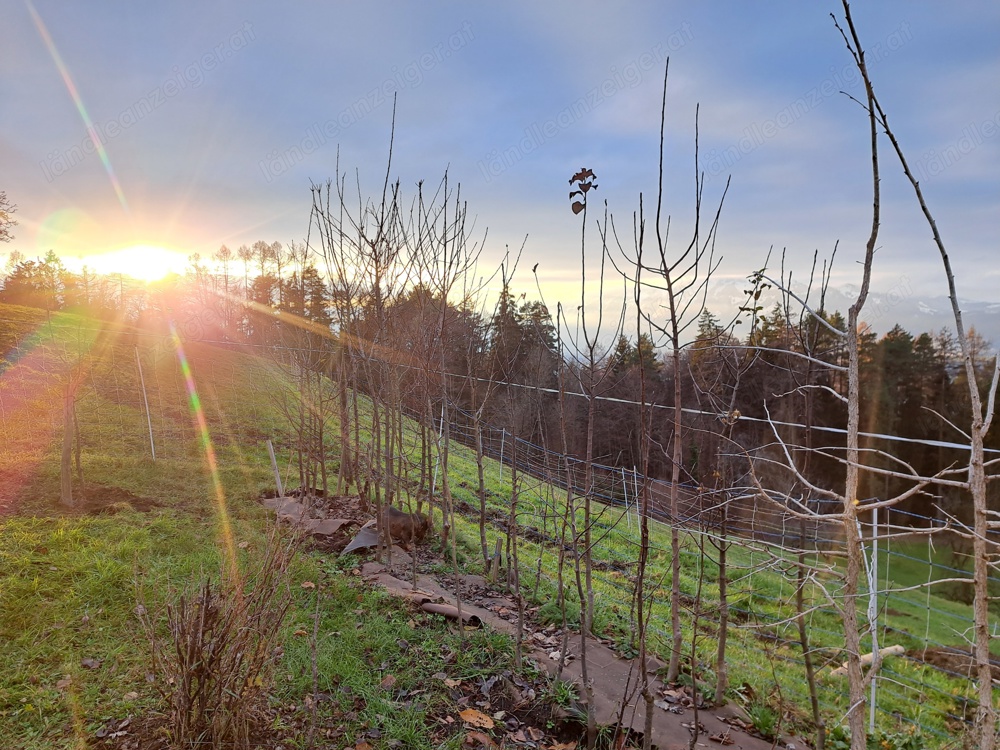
[139,527,298,749]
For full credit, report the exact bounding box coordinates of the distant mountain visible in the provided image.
[702,279,1000,348]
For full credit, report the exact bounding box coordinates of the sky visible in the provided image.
[2,1,998,334]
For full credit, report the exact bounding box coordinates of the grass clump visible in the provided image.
[745,701,780,740]
[138,527,297,749]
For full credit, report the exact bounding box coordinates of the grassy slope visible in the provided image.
[0,310,516,749]
[331,351,991,740]
[0,304,990,746]
[0,309,291,747]
[379,393,993,740]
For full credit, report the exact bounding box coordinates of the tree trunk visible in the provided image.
[667,346,683,682]
[474,411,489,565]
[73,403,83,487]
[60,385,75,508]
[714,504,729,705]
[844,307,868,750]
[970,427,995,748]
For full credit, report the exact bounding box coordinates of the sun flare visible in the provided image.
[85,244,188,282]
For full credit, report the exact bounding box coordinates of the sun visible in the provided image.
[86,244,188,282]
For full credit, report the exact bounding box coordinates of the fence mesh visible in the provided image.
[2,317,996,743]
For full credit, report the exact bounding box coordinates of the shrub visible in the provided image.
[139,527,298,749]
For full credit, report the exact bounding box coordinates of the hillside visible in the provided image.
[0,308,523,749]
[0,304,994,749]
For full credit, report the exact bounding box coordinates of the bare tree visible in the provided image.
[832,3,1000,746]
[560,166,630,747]
[738,8,997,747]
[688,298,762,709]
[57,326,95,509]
[0,191,17,243]
[620,62,729,683]
[213,244,234,333]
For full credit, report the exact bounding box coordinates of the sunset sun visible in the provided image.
[85,244,188,282]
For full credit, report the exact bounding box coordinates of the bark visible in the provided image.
[843,308,867,749]
[836,2,996,743]
[336,348,352,494]
[667,345,683,682]
[713,504,729,706]
[60,384,75,508]
[475,411,489,565]
[836,7,881,744]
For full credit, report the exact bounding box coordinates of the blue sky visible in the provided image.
[2,1,998,325]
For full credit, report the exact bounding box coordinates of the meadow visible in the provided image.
[0,304,993,749]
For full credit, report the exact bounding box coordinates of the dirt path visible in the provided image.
[363,556,798,750]
[267,492,806,749]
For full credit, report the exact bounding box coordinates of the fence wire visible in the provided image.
[1,319,997,743]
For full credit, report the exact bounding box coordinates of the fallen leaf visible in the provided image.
[294,629,308,637]
[301,581,316,589]
[123,691,139,701]
[464,729,497,748]
[459,708,495,729]
[238,540,249,549]
[479,675,498,696]
[354,743,372,750]
[80,657,102,670]
[709,731,734,745]
[55,676,72,690]
[444,678,462,688]
[380,674,397,690]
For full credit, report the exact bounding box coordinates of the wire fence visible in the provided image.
[439,407,1000,742]
[1,318,997,743]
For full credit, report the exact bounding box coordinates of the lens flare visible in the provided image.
[86,245,187,282]
[170,323,236,572]
[27,0,129,213]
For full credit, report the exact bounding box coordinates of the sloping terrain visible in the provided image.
[0,304,991,748]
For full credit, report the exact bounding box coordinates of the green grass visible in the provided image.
[428,435,990,742]
[0,511,522,749]
[274,555,520,750]
[0,511,223,746]
[0,304,993,748]
[0,308,534,749]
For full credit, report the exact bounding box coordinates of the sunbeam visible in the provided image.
[169,322,236,574]
[26,0,129,214]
